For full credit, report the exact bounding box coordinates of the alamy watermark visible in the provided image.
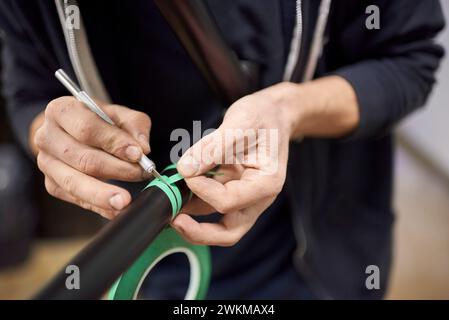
[365,5,381,30]
[170,121,280,175]
[64,5,80,30]
[365,265,380,290]
[63,4,380,32]
[65,264,80,290]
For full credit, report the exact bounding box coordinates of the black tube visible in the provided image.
[34,169,190,299]
[154,0,253,102]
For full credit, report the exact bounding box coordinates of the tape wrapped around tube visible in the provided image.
[108,164,211,300]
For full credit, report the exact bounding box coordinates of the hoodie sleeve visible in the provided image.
[0,0,63,155]
[329,0,445,140]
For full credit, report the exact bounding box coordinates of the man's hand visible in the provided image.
[173,77,359,246]
[173,84,295,246]
[31,96,152,219]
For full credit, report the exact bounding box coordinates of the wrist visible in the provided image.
[267,76,360,140]
[258,82,307,139]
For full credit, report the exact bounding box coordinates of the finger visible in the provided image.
[44,176,118,219]
[171,210,253,247]
[180,166,239,215]
[35,122,151,181]
[171,213,247,246]
[183,170,282,214]
[177,130,226,178]
[172,197,274,246]
[37,152,132,211]
[178,122,266,178]
[180,196,216,215]
[101,104,152,154]
[46,97,144,162]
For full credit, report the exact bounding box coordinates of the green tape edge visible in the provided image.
[162,163,178,173]
[142,174,182,218]
[108,228,211,300]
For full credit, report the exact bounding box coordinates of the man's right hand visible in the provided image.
[31,96,152,219]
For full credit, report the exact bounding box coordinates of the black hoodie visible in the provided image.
[0,0,445,299]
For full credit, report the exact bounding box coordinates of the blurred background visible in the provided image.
[0,3,448,300]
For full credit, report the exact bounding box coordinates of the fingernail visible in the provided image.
[138,134,150,152]
[109,194,125,210]
[178,155,200,177]
[126,145,142,161]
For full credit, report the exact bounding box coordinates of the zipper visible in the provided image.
[286,0,334,299]
[286,0,307,256]
[288,0,333,257]
[303,0,332,81]
[283,0,303,81]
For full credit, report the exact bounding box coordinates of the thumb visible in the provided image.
[178,130,226,178]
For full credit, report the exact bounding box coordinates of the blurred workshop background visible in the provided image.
[0,3,448,300]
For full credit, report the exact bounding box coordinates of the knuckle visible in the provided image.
[228,104,252,124]
[62,174,76,195]
[36,153,48,172]
[36,154,43,171]
[44,178,58,197]
[99,129,130,156]
[109,139,130,157]
[87,188,102,207]
[75,119,96,143]
[215,200,234,214]
[101,133,116,152]
[135,111,151,124]
[45,96,72,119]
[34,127,47,149]
[45,99,59,118]
[77,151,102,175]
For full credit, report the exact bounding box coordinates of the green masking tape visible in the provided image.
[143,176,182,217]
[108,164,211,300]
[108,228,211,300]
[141,165,187,217]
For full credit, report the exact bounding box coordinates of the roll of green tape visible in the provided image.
[108,164,211,300]
[108,228,211,300]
